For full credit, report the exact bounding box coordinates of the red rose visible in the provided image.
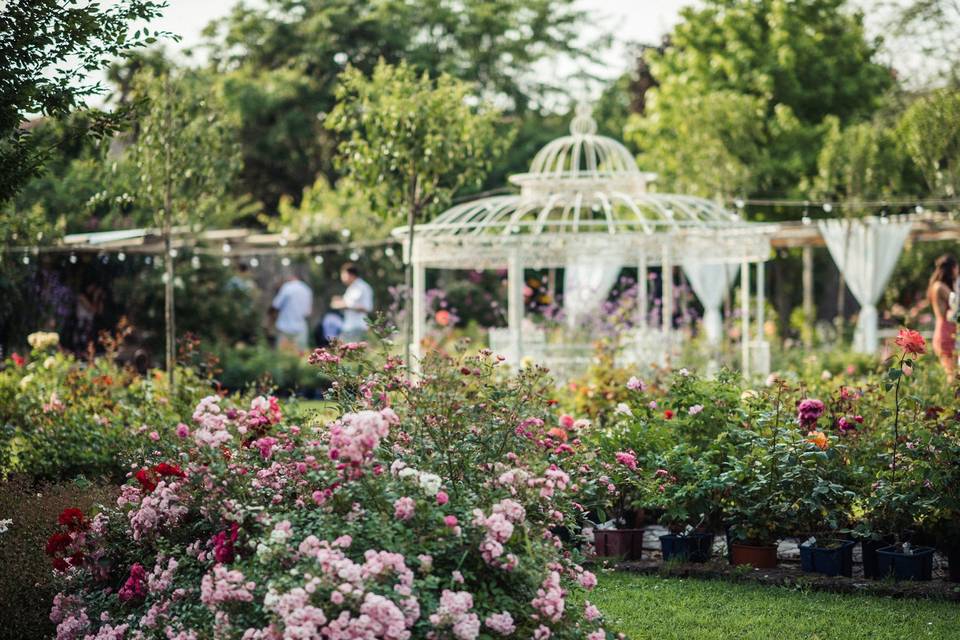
[10,352,24,367]
[664,410,674,419]
[154,462,185,478]
[894,328,926,355]
[52,557,70,572]
[45,532,72,555]
[57,508,86,531]
[135,468,157,493]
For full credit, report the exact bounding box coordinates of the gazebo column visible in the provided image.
[411,261,426,367]
[636,250,648,328]
[740,261,751,379]
[507,250,524,366]
[661,245,673,351]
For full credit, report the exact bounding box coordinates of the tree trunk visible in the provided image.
[163,75,175,390]
[403,203,416,373]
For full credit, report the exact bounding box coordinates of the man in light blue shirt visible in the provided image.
[271,272,313,352]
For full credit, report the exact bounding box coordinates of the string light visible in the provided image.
[349,251,360,261]
[314,254,324,264]
[69,253,77,264]
[221,257,230,266]
[340,229,351,238]
[384,247,395,258]
[21,255,29,265]
[249,257,259,268]
[117,252,126,262]
[191,256,201,269]
[222,242,232,253]
[169,248,178,258]
[281,257,291,267]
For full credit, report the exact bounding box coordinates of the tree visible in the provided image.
[128,70,241,385]
[629,0,892,206]
[326,60,507,365]
[199,0,590,211]
[0,0,172,204]
[897,89,960,197]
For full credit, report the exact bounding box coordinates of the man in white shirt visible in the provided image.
[331,262,373,341]
[271,271,313,352]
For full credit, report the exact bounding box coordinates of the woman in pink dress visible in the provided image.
[928,254,959,382]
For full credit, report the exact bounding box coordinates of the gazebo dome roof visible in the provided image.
[394,104,776,269]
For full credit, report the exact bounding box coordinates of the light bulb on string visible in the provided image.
[340,229,351,238]
[222,242,231,253]
[349,251,360,261]
[21,255,29,265]
[734,198,745,209]
[169,248,178,258]
[117,252,126,262]
[915,204,924,214]
[281,257,291,267]
[249,257,259,268]
[221,257,231,267]
[384,246,395,258]
[100,253,109,264]
[191,256,201,269]
[314,254,324,265]
[69,253,77,264]
[822,203,833,213]
[144,255,153,265]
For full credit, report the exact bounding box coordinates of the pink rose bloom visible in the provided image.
[559,414,575,429]
[577,570,597,590]
[484,612,516,636]
[175,423,190,438]
[614,452,637,470]
[149,431,160,441]
[436,491,449,506]
[393,497,416,521]
[626,376,646,391]
[584,602,601,621]
[444,515,459,528]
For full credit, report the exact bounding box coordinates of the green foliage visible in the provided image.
[327,60,509,225]
[0,341,215,481]
[127,69,243,229]
[810,115,914,209]
[0,0,172,204]
[629,0,892,202]
[897,88,960,197]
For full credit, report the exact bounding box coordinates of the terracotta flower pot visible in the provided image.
[729,543,778,568]
[593,528,644,560]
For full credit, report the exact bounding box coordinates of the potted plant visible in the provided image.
[651,445,724,563]
[863,329,939,581]
[588,446,652,560]
[720,434,784,569]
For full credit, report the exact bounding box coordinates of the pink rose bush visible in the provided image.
[48,345,608,640]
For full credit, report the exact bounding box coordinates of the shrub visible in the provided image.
[0,333,216,481]
[0,475,117,640]
[46,342,610,640]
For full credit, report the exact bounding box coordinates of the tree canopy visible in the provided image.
[0,0,172,204]
[627,0,893,207]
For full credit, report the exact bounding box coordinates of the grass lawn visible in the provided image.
[589,571,960,640]
[283,398,339,422]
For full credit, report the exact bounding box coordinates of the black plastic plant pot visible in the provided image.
[660,533,715,563]
[798,539,856,577]
[875,545,935,581]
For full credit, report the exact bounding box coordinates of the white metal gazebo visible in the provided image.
[394,105,779,377]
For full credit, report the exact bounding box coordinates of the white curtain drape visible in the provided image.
[818,217,912,353]
[682,262,740,344]
[563,254,623,328]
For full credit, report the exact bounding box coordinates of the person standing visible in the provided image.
[928,254,958,382]
[271,270,313,353]
[331,262,373,341]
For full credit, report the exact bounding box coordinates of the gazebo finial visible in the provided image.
[569,102,597,136]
